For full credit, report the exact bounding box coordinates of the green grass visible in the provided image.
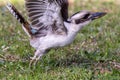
[0,0,120,80]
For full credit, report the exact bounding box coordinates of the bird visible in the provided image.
[6,0,106,67]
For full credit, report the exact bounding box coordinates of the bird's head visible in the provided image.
[67,10,106,27]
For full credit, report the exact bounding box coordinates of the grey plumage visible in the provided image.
[25,0,68,37]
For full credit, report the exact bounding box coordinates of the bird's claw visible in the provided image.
[29,57,39,69]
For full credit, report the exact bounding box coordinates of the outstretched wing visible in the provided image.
[25,0,68,36]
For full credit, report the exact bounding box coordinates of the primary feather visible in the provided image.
[25,0,68,37]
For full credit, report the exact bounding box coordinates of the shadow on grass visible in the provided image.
[53,54,94,68]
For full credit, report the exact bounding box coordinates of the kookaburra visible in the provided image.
[6,0,106,67]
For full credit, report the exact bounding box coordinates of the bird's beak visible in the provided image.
[90,12,107,20]
[69,11,107,24]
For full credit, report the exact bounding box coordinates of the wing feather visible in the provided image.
[25,0,68,36]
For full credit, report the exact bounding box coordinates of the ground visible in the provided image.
[0,0,120,80]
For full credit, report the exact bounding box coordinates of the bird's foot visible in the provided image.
[29,57,39,69]
[28,50,44,69]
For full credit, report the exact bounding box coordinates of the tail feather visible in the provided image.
[6,2,32,37]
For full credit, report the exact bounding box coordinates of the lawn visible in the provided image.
[0,0,120,80]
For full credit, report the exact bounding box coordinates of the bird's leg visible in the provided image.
[33,54,42,67]
[29,50,44,69]
[29,56,37,68]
